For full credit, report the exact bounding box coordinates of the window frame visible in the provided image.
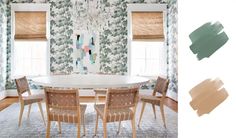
[11,3,50,79]
[127,4,167,78]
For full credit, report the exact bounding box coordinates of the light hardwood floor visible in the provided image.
[0,96,177,112]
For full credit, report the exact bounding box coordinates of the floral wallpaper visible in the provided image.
[167,0,178,94]
[99,0,130,74]
[49,0,74,74]
[0,0,7,94]
[1,0,178,95]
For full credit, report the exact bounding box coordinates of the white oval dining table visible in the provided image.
[31,74,149,88]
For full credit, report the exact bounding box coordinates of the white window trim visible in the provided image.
[11,3,50,79]
[127,4,167,77]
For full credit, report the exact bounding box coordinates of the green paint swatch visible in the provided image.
[189,21,229,60]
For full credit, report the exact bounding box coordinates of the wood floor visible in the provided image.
[0,97,19,112]
[0,96,178,112]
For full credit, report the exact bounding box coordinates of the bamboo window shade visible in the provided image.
[132,12,164,40]
[15,11,46,40]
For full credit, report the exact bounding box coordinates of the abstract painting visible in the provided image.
[73,31,99,74]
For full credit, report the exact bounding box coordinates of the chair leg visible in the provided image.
[95,93,98,105]
[138,102,146,127]
[131,117,136,138]
[94,113,99,136]
[152,104,156,119]
[58,121,61,134]
[77,119,81,138]
[82,114,86,136]
[160,105,166,128]
[103,120,107,138]
[38,102,46,126]
[46,121,51,138]
[18,104,24,127]
[117,121,121,134]
[27,104,32,119]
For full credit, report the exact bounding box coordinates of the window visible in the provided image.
[13,41,48,77]
[127,4,167,77]
[11,4,50,78]
[130,41,167,76]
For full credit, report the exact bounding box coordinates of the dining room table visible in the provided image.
[31,74,149,89]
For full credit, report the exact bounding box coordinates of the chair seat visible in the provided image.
[48,104,87,123]
[22,94,45,105]
[140,95,162,105]
[95,104,134,122]
[94,89,107,94]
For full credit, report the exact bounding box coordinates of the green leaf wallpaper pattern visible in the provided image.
[1,0,177,95]
[0,0,7,94]
[167,0,178,93]
[49,0,74,74]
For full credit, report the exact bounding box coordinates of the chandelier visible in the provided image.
[73,0,111,32]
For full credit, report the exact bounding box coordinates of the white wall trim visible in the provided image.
[168,91,178,101]
[0,91,6,100]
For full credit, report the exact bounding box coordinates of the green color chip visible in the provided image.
[189,21,229,60]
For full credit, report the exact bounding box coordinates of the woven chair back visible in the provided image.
[44,88,79,110]
[153,76,169,96]
[106,87,139,110]
[15,76,30,95]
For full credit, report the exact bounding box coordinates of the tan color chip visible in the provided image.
[189,78,228,116]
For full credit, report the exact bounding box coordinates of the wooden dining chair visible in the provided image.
[15,76,46,127]
[94,87,139,138]
[138,76,169,128]
[44,88,87,138]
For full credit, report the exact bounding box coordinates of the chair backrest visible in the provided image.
[105,87,139,110]
[153,76,169,96]
[44,88,80,110]
[15,76,31,96]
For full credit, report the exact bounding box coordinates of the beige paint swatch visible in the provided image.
[189,78,228,116]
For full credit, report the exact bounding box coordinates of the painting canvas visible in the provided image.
[73,31,99,74]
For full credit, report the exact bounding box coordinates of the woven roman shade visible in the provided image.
[132,12,164,40]
[15,11,46,40]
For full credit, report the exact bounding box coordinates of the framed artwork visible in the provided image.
[73,31,100,74]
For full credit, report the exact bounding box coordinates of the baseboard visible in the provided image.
[167,91,178,101]
[5,89,178,101]
[0,91,6,100]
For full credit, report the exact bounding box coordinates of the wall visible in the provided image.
[49,0,74,74]
[0,0,7,99]
[3,0,178,96]
[167,0,178,98]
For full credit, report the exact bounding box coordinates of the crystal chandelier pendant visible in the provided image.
[73,0,111,33]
